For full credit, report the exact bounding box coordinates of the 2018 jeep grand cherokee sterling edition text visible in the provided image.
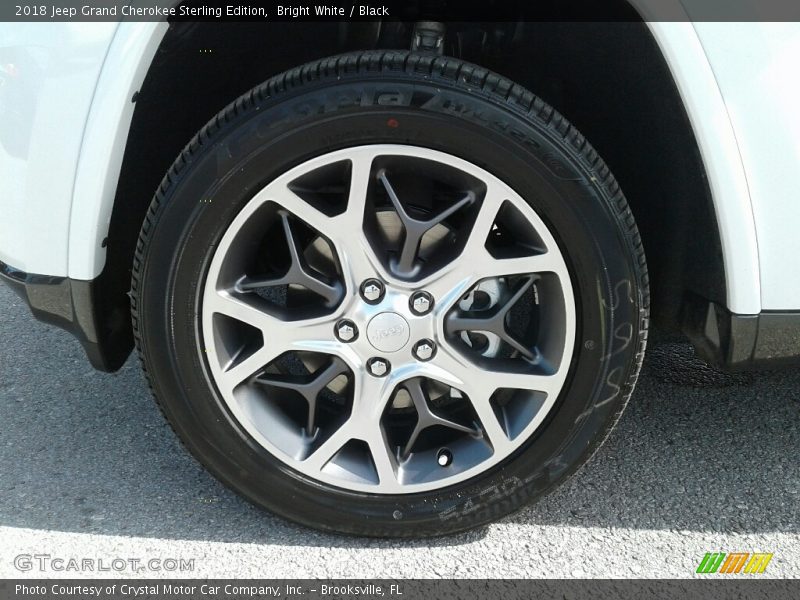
[2,10,799,537]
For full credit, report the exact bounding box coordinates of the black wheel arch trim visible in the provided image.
[0,260,132,372]
[682,293,800,371]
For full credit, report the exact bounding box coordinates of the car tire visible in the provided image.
[131,50,648,537]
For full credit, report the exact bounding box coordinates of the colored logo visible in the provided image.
[696,552,773,574]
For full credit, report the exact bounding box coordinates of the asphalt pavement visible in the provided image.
[1,282,798,578]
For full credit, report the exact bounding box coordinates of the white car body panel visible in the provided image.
[0,18,797,314]
[692,22,800,310]
[645,21,762,314]
[0,23,117,275]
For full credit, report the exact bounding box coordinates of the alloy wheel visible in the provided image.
[201,145,576,494]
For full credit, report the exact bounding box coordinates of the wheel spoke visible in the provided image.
[378,169,475,277]
[328,152,389,285]
[366,428,400,486]
[213,344,281,394]
[429,350,513,452]
[419,266,478,316]
[344,151,374,227]
[301,421,399,488]
[445,276,537,360]
[206,289,287,333]
[207,290,341,392]
[486,252,565,279]
[302,371,398,486]
[237,211,342,306]
[487,371,561,396]
[428,348,560,451]
[400,378,478,459]
[461,182,504,257]
[267,185,333,237]
[254,357,349,434]
[300,420,355,472]
[460,183,567,279]
[208,289,335,341]
[436,325,562,398]
[421,184,560,311]
[465,389,513,453]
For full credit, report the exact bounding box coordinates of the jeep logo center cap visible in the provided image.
[367,312,411,353]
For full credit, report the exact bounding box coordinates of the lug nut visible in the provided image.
[410,291,434,315]
[413,339,436,361]
[367,357,390,377]
[335,319,358,342]
[360,279,385,304]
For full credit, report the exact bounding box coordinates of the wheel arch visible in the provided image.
[75,10,758,370]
